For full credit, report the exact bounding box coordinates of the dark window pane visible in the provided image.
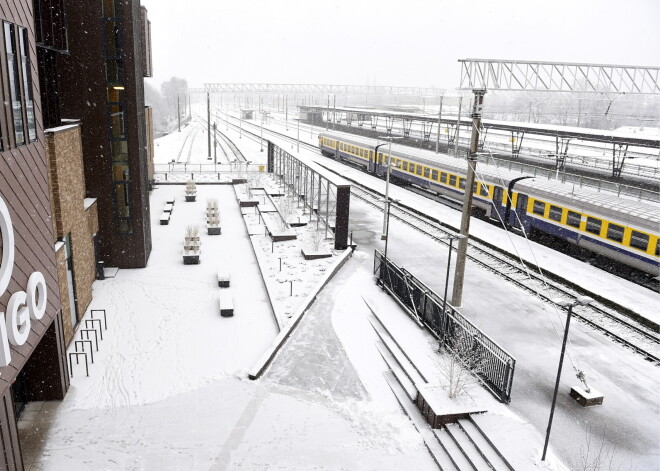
[416,165,422,176]
[549,205,562,222]
[606,223,624,243]
[449,175,457,186]
[19,29,36,142]
[431,170,438,180]
[533,200,545,216]
[630,231,649,251]
[440,172,447,183]
[114,182,130,217]
[586,217,602,235]
[480,184,490,197]
[109,104,126,139]
[423,168,430,178]
[402,161,408,171]
[5,23,25,146]
[567,211,581,228]
[459,178,466,189]
[102,0,122,17]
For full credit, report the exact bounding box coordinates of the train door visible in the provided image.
[492,186,504,222]
[511,194,528,229]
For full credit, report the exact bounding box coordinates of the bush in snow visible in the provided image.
[437,331,485,399]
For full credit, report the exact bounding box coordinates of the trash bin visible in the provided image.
[258,165,265,173]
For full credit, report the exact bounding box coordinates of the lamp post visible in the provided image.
[440,233,466,315]
[260,113,264,152]
[541,295,594,461]
[213,122,217,164]
[379,136,402,241]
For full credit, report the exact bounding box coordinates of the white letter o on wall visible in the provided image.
[6,291,30,346]
[0,197,15,298]
[27,272,47,320]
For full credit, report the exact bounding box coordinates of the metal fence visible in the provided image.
[374,250,515,403]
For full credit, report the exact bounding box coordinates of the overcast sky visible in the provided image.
[141,0,660,90]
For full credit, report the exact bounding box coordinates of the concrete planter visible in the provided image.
[301,247,332,260]
[185,194,197,202]
[183,252,200,264]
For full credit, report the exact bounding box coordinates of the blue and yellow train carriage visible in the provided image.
[318,131,660,276]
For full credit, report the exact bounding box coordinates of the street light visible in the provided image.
[541,295,594,462]
[293,118,302,153]
[260,113,264,152]
[379,136,403,241]
[439,233,466,316]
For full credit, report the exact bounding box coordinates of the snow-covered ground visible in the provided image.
[21,118,658,470]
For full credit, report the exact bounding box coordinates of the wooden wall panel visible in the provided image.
[0,0,62,399]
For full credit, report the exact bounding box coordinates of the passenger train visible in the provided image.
[318,131,660,277]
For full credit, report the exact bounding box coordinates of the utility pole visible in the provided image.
[454,97,462,156]
[333,95,336,131]
[213,122,217,163]
[451,89,485,307]
[207,92,211,158]
[436,96,443,153]
[177,94,181,132]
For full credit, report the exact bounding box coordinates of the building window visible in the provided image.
[549,205,562,222]
[4,23,25,146]
[567,211,581,228]
[19,29,36,142]
[532,200,546,216]
[102,0,122,18]
[606,223,624,243]
[630,231,649,251]
[586,217,602,235]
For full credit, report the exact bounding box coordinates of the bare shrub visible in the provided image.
[437,331,485,399]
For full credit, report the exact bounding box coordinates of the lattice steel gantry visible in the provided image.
[459,59,660,94]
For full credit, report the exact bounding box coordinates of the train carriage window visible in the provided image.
[409,163,415,173]
[449,175,457,186]
[378,153,383,162]
[431,170,438,180]
[549,205,563,222]
[606,223,624,243]
[423,168,430,178]
[402,161,408,171]
[586,217,602,235]
[369,151,374,159]
[459,178,466,189]
[567,211,581,228]
[629,231,649,251]
[532,200,546,216]
[472,182,477,194]
[480,184,490,197]
[440,172,448,184]
[416,165,423,176]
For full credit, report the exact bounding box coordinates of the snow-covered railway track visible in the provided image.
[176,125,200,163]
[350,185,660,365]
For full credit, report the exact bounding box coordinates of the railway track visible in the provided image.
[350,184,660,365]
[196,114,249,163]
[219,113,660,364]
[176,124,200,163]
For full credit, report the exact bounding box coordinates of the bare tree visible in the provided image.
[437,332,485,399]
[304,226,325,252]
[277,194,296,231]
[571,424,636,471]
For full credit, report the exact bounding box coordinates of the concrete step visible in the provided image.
[445,422,492,470]
[375,341,418,401]
[460,418,515,471]
[383,371,455,471]
[434,427,476,471]
[368,315,426,387]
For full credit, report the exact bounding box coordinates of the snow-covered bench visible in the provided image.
[219,290,234,317]
[166,196,175,206]
[217,270,230,288]
[159,212,170,225]
[164,203,174,213]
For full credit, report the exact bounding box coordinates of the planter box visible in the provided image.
[185,194,197,202]
[301,247,332,260]
[219,290,234,317]
[207,225,221,235]
[239,199,259,207]
[570,386,604,407]
[183,253,200,265]
[160,212,170,225]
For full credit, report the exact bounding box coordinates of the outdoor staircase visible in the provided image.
[366,302,515,471]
